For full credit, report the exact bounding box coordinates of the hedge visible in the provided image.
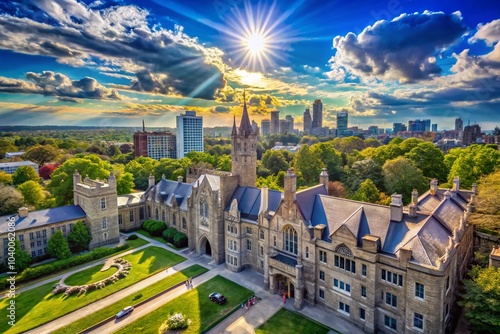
[162,227,188,248]
[143,220,167,237]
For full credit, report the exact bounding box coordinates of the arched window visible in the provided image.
[173,213,177,226]
[147,205,151,218]
[155,208,159,221]
[283,226,298,255]
[162,210,166,222]
[200,200,209,218]
[101,197,106,209]
[182,217,187,229]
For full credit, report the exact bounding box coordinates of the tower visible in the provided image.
[303,108,312,134]
[176,111,203,158]
[312,99,323,129]
[231,91,257,187]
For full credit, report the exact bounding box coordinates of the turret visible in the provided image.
[319,168,329,192]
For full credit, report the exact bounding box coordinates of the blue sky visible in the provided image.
[0,0,499,130]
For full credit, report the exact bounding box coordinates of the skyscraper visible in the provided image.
[455,117,463,131]
[463,124,481,145]
[176,111,203,158]
[303,109,312,134]
[285,115,294,134]
[408,119,431,132]
[393,122,407,133]
[261,119,271,136]
[133,121,176,160]
[270,110,280,135]
[312,99,323,129]
[337,110,348,136]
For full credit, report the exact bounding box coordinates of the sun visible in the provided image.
[245,33,267,55]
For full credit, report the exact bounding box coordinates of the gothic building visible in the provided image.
[0,99,475,334]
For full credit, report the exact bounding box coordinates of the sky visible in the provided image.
[0,0,499,130]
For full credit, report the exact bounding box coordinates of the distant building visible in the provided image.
[436,138,462,153]
[133,121,176,160]
[278,119,286,134]
[251,120,259,135]
[462,124,481,146]
[285,115,294,134]
[312,99,323,130]
[368,126,378,135]
[303,109,312,134]
[270,110,280,135]
[393,122,407,134]
[261,119,271,136]
[455,118,463,131]
[0,160,39,175]
[176,111,203,158]
[408,119,431,132]
[337,110,348,136]
[5,152,24,159]
[432,124,438,132]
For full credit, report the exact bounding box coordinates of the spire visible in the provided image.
[142,119,145,132]
[239,90,254,136]
[231,116,237,136]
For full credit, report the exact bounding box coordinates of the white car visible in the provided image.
[116,306,134,319]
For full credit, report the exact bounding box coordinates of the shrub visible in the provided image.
[173,232,188,248]
[159,312,191,333]
[127,234,138,240]
[162,227,177,243]
[149,221,167,237]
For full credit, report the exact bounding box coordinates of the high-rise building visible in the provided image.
[176,111,203,158]
[270,110,280,135]
[251,120,259,135]
[312,99,323,129]
[133,121,176,160]
[393,122,407,133]
[337,110,348,136]
[261,119,271,136]
[285,115,294,134]
[408,119,431,132]
[463,124,481,146]
[368,125,379,135]
[303,109,312,134]
[455,118,463,131]
[278,119,286,134]
[432,124,438,132]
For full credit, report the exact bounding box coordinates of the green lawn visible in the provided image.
[64,265,118,286]
[135,229,183,250]
[0,246,185,334]
[255,308,333,334]
[118,275,253,334]
[54,265,208,334]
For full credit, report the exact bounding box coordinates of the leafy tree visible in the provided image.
[154,158,190,182]
[67,220,92,252]
[116,172,135,195]
[47,230,71,260]
[475,170,500,215]
[185,151,216,168]
[311,142,343,181]
[352,179,380,203]
[22,144,59,165]
[399,138,424,154]
[328,181,347,198]
[0,138,17,159]
[216,155,231,172]
[0,184,24,215]
[13,240,32,272]
[125,157,160,190]
[17,181,44,208]
[12,166,39,186]
[383,157,427,204]
[0,171,12,185]
[293,145,324,185]
[460,266,500,333]
[364,138,381,148]
[448,145,500,189]
[39,163,59,179]
[48,154,111,206]
[261,150,289,175]
[343,158,383,192]
[298,135,319,145]
[405,142,448,182]
[332,136,365,153]
[362,144,403,165]
[119,143,134,154]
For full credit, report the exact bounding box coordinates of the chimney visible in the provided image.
[148,174,155,188]
[313,224,326,239]
[452,177,460,192]
[430,179,438,195]
[284,168,297,205]
[18,207,28,218]
[73,170,82,187]
[411,189,418,205]
[399,248,412,263]
[259,186,269,214]
[319,168,329,192]
[162,174,166,180]
[390,194,403,222]
[408,203,417,218]
[108,172,116,189]
[472,183,477,195]
[444,190,451,200]
[177,175,183,183]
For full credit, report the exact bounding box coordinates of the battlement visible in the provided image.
[73,170,116,196]
[186,167,232,183]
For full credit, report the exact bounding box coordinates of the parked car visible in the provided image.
[209,292,227,304]
[116,306,134,319]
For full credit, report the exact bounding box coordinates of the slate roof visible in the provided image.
[296,185,328,224]
[145,178,193,211]
[0,205,86,234]
[117,192,145,207]
[226,186,281,222]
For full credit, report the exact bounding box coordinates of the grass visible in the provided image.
[64,265,118,286]
[135,229,182,250]
[118,275,253,334]
[0,246,185,334]
[255,308,333,334]
[54,265,208,334]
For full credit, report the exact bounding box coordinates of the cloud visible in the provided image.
[469,19,500,46]
[329,11,467,83]
[0,71,122,100]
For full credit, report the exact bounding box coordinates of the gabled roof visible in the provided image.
[296,184,327,223]
[225,186,281,222]
[0,205,86,233]
[117,192,145,207]
[145,178,193,211]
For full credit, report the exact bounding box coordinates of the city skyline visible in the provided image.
[0,0,499,130]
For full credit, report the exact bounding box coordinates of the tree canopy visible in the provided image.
[0,184,24,215]
[0,171,12,185]
[293,145,324,185]
[67,220,92,252]
[125,157,160,190]
[47,230,72,260]
[405,142,448,182]
[352,179,380,203]
[12,166,39,186]
[383,157,427,203]
[13,239,32,272]
[17,180,44,208]
[261,150,289,175]
[448,145,500,189]
[22,144,59,165]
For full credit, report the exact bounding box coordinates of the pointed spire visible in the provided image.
[231,115,237,136]
[142,119,145,132]
[239,89,254,136]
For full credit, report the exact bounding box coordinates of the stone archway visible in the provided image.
[199,236,212,256]
[275,273,294,298]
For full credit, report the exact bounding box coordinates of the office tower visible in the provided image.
[251,120,259,135]
[303,109,312,134]
[455,118,463,131]
[432,124,438,132]
[261,119,271,136]
[270,110,280,135]
[368,125,378,135]
[133,121,176,160]
[176,111,203,158]
[312,99,323,129]
[285,115,294,134]
[408,119,431,132]
[463,124,481,146]
[393,122,407,133]
[337,110,348,136]
[279,119,286,134]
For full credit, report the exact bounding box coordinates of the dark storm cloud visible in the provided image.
[330,11,467,83]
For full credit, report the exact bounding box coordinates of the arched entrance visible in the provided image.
[275,274,294,298]
[199,236,212,256]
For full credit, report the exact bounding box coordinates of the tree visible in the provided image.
[17,181,44,208]
[13,239,32,272]
[343,158,383,192]
[261,150,289,175]
[22,144,59,165]
[399,138,424,154]
[216,155,231,172]
[0,138,17,159]
[362,144,403,165]
[39,163,59,179]
[448,145,500,189]
[116,172,135,195]
[47,230,71,260]
[67,220,92,252]
[293,145,324,185]
[48,154,111,206]
[460,266,500,333]
[125,157,160,190]
[12,166,39,186]
[0,184,24,215]
[332,136,366,153]
[405,142,448,182]
[119,143,134,154]
[0,171,12,185]
[383,157,428,204]
[154,158,191,182]
[311,142,343,181]
[352,179,380,203]
[475,170,500,215]
[328,181,347,198]
[364,138,381,148]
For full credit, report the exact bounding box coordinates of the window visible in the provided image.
[51,227,55,235]
[36,231,41,238]
[333,278,351,294]
[147,205,151,218]
[226,255,238,266]
[30,242,34,248]
[37,240,42,246]
[385,292,398,307]
[30,232,34,240]
[334,255,356,273]
[273,235,277,247]
[283,226,298,254]
[19,235,24,242]
[446,276,450,291]
[182,217,187,229]
[227,239,237,251]
[362,264,367,277]
[381,269,403,286]
[162,210,166,222]
[319,250,327,263]
[260,246,264,256]
[31,251,36,257]
[319,270,325,281]
[62,225,66,233]
[338,302,350,315]
[200,200,209,218]
[260,229,265,240]
[361,286,366,298]
[101,197,106,209]
[155,208,159,220]
[69,224,73,231]
[360,308,365,320]
[306,246,309,259]
[118,214,123,225]
[173,213,177,226]
[227,224,237,234]
[415,282,424,299]
[246,227,252,234]
[139,207,145,220]
[102,217,107,229]
[319,289,325,299]
[413,313,424,330]
[20,244,25,250]
[37,249,42,256]
[384,315,397,331]
[130,210,134,222]
[247,239,252,251]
